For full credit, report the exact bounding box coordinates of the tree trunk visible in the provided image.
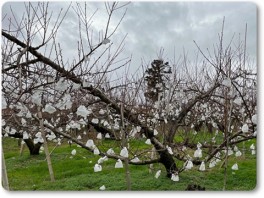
[6,133,42,155]
[159,150,178,177]
[23,139,42,155]
[150,137,178,177]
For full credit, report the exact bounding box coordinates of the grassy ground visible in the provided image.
[2,137,256,191]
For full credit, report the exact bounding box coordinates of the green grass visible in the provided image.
[2,137,256,191]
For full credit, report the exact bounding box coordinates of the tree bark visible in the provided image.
[150,137,178,177]
[24,139,42,155]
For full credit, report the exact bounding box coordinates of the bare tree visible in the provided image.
[2,2,256,186]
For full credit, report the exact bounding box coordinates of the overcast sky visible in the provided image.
[2,1,257,74]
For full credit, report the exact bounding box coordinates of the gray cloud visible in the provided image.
[119,2,256,68]
[2,1,257,72]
